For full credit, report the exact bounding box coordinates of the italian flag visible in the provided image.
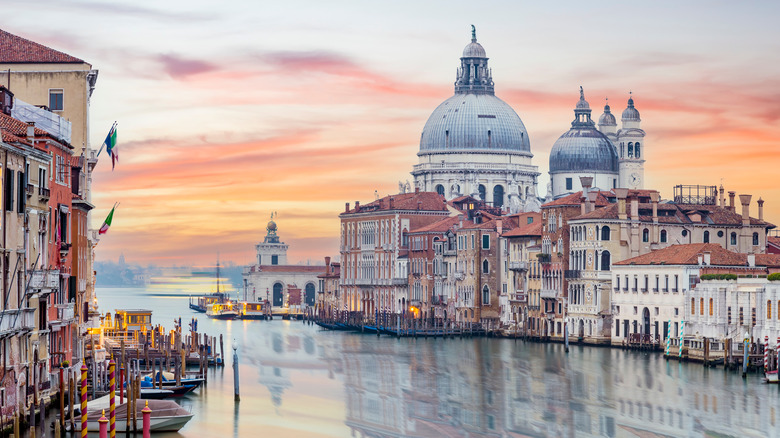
[99,204,117,235]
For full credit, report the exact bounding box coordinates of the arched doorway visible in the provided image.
[273,282,284,307]
[578,319,585,339]
[493,185,504,208]
[643,308,651,336]
[305,283,316,306]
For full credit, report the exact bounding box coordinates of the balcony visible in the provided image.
[26,183,34,197]
[564,270,580,279]
[50,303,75,326]
[540,289,558,300]
[432,295,447,305]
[0,308,36,335]
[39,187,50,200]
[509,261,528,271]
[453,271,465,281]
[30,269,60,292]
[391,277,407,286]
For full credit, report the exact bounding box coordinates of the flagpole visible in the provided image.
[96,121,117,157]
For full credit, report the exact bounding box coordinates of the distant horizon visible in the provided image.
[5,1,779,265]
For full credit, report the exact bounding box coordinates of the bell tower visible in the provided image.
[617,93,646,189]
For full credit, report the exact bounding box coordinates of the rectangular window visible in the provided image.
[482,234,490,249]
[663,321,669,340]
[615,319,620,337]
[471,234,475,249]
[565,178,572,191]
[49,89,64,111]
[4,169,13,212]
[271,255,278,265]
[17,171,25,214]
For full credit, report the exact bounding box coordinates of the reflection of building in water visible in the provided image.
[334,336,778,437]
[246,325,328,407]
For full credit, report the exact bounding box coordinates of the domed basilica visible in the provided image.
[411,28,646,207]
[411,27,542,213]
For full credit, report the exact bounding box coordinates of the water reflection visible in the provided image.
[94,288,776,437]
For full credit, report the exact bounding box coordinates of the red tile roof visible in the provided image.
[0,129,30,146]
[755,253,780,268]
[768,236,780,250]
[615,243,749,266]
[343,191,448,215]
[0,112,47,137]
[571,201,774,228]
[0,29,84,64]
[542,191,612,208]
[502,220,542,238]
[248,265,324,273]
[409,215,460,234]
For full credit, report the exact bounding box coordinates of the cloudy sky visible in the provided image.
[4,0,779,266]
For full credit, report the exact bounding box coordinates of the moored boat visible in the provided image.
[766,370,778,383]
[206,301,238,320]
[72,396,193,433]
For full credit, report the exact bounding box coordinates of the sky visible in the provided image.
[3,0,780,266]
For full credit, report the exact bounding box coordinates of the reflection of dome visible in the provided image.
[622,97,641,121]
[419,94,531,154]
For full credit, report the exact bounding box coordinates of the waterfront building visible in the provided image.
[338,190,450,317]
[0,29,99,358]
[316,257,340,319]
[411,28,541,213]
[610,243,777,346]
[498,212,541,330]
[539,188,611,339]
[243,217,323,310]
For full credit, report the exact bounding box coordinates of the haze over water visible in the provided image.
[80,286,778,437]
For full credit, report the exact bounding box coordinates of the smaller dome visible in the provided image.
[267,220,277,232]
[599,103,616,126]
[462,41,486,58]
[622,96,640,121]
[575,88,590,109]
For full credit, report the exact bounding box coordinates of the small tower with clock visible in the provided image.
[616,93,646,189]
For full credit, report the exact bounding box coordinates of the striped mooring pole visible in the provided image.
[80,364,88,437]
[109,358,116,438]
[678,320,685,358]
[776,336,780,371]
[765,335,769,372]
[665,320,672,356]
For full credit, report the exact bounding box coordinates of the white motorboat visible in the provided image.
[72,395,193,433]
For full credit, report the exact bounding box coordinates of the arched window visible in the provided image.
[273,282,284,307]
[703,231,710,243]
[768,300,772,319]
[700,298,704,315]
[642,228,649,243]
[753,232,759,246]
[478,184,487,201]
[635,143,641,158]
[601,251,611,271]
[709,298,713,316]
[730,232,737,246]
[305,283,316,306]
[660,230,667,243]
[601,226,611,241]
[482,259,489,274]
[435,184,445,196]
[493,185,504,208]
[482,285,490,305]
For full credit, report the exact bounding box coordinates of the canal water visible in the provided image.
[53,287,779,437]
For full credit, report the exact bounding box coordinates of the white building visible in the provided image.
[411,27,541,213]
[243,217,323,309]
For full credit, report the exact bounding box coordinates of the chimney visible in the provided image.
[417,201,422,210]
[458,214,464,229]
[728,191,736,212]
[758,197,764,221]
[614,188,628,220]
[698,254,703,266]
[587,191,598,214]
[630,195,639,220]
[650,191,660,222]
[703,251,711,266]
[580,177,593,215]
[26,121,35,141]
[345,202,350,213]
[325,256,331,268]
[389,197,394,209]
[415,186,420,194]
[719,185,725,208]
[739,194,752,226]
[748,253,756,267]
[496,219,503,235]
[355,201,360,211]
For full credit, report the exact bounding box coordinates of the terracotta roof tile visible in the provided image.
[768,236,780,249]
[542,191,612,208]
[502,221,542,237]
[614,243,749,266]
[0,29,83,63]
[249,265,324,273]
[755,253,780,268]
[409,215,460,234]
[343,191,448,214]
